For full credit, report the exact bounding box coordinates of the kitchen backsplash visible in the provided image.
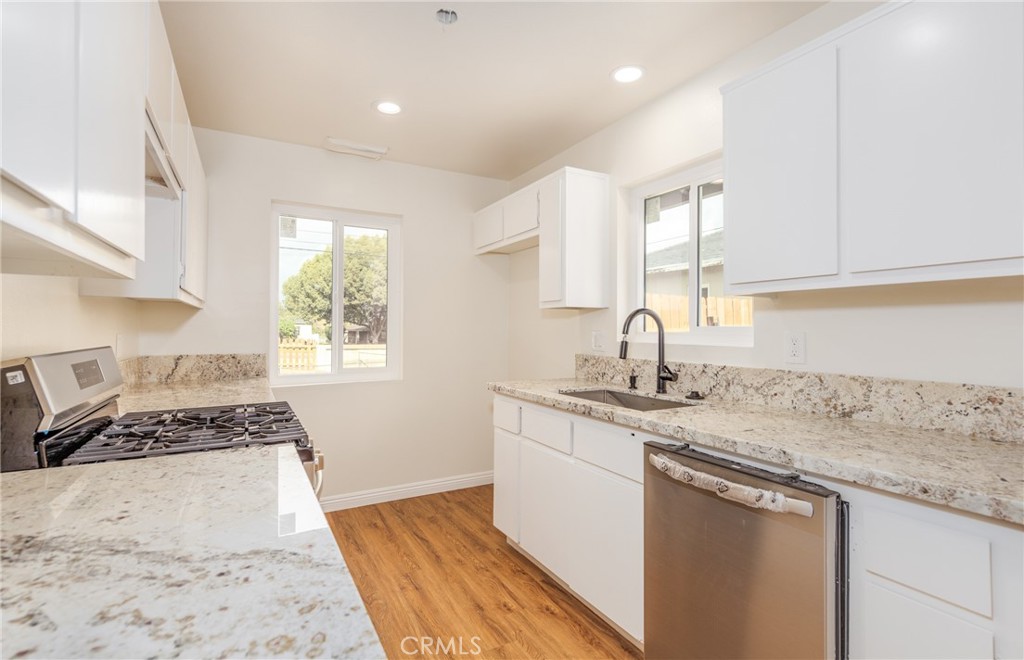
[576,354,1023,443]
[119,354,266,386]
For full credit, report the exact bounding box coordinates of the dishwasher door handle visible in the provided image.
[650,453,814,517]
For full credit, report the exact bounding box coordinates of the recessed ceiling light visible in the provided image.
[612,66,645,84]
[375,101,402,115]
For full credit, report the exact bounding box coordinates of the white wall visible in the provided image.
[504,2,1024,389]
[136,128,510,497]
[1,273,140,361]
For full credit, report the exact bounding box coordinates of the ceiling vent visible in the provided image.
[323,137,389,160]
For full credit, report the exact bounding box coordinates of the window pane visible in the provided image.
[698,181,752,327]
[342,226,388,369]
[644,186,690,332]
[278,216,333,374]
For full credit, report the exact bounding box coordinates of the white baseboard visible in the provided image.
[320,470,494,512]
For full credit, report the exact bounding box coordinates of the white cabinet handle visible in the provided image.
[650,453,814,517]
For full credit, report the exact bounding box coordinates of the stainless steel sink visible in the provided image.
[560,388,694,411]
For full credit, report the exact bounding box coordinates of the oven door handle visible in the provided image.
[312,449,325,498]
[650,453,814,517]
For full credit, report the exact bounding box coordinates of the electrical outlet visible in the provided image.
[784,331,806,364]
[591,331,606,351]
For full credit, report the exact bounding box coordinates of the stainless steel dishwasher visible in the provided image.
[644,442,848,660]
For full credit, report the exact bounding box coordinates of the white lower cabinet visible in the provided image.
[493,397,645,643]
[840,481,1024,660]
[570,459,643,641]
[492,429,520,542]
[519,438,577,586]
[492,395,1024,655]
[860,583,993,660]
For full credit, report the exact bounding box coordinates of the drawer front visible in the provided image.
[520,405,572,454]
[573,418,645,483]
[864,507,992,617]
[493,397,520,434]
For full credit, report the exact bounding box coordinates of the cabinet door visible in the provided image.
[538,173,564,303]
[571,460,644,641]
[169,64,190,184]
[860,582,993,659]
[493,429,520,542]
[840,2,1024,273]
[1,1,77,215]
[558,170,609,308]
[504,185,539,238]
[473,204,503,250]
[519,439,576,584]
[77,0,147,259]
[147,1,174,152]
[180,128,207,300]
[723,46,838,285]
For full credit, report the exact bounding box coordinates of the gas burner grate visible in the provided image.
[61,401,309,466]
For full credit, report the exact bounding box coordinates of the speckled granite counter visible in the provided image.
[489,379,1024,526]
[0,444,384,659]
[117,377,275,415]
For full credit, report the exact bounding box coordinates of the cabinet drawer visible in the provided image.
[573,419,645,483]
[864,507,992,617]
[520,405,572,454]
[493,397,520,434]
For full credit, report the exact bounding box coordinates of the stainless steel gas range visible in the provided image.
[0,347,324,496]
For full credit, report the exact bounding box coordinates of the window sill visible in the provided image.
[630,327,754,348]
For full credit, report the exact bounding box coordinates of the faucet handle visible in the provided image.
[659,364,678,383]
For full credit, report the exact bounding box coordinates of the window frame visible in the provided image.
[269,201,403,387]
[629,159,753,348]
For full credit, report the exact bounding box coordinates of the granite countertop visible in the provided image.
[117,377,276,415]
[490,379,1024,526]
[0,444,384,659]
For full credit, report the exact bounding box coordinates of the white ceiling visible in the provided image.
[161,1,823,180]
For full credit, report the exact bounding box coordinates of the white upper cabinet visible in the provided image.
[722,0,1024,295]
[471,186,539,254]
[1,1,78,217]
[723,45,838,285]
[472,203,503,251]
[76,0,148,260]
[537,167,609,309]
[537,174,564,304]
[79,1,208,305]
[169,65,191,184]
[147,2,174,162]
[180,127,208,301]
[503,185,539,238]
[839,1,1024,274]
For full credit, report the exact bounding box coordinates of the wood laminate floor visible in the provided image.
[327,485,642,660]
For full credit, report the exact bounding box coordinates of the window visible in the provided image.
[633,161,752,345]
[271,203,401,385]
